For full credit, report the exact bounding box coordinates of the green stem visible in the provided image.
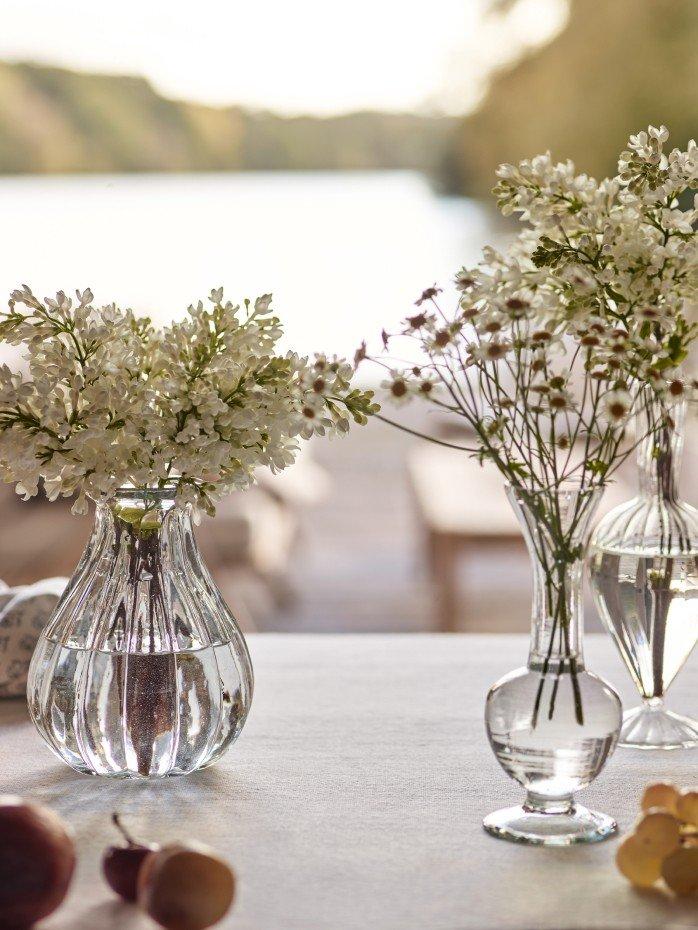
[373,413,477,452]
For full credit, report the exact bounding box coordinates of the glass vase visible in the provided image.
[484,484,622,845]
[27,487,254,778]
[589,395,698,749]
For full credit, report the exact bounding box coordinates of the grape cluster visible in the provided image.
[616,782,698,896]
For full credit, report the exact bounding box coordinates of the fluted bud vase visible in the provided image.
[27,487,254,778]
[484,484,622,845]
[590,394,698,749]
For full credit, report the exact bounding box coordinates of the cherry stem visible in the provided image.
[112,812,140,847]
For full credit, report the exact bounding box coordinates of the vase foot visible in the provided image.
[619,704,698,750]
[483,803,616,846]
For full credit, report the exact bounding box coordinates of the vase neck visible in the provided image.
[506,485,602,670]
[636,394,684,502]
[528,557,584,669]
[104,487,188,533]
[94,488,194,584]
[83,489,203,654]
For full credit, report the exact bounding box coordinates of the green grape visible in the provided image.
[677,791,698,828]
[616,836,662,888]
[635,810,681,857]
[661,846,698,896]
[641,782,680,815]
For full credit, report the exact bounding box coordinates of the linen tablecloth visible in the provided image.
[1,634,697,930]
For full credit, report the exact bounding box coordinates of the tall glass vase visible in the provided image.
[484,484,622,845]
[590,395,698,749]
[27,487,254,778]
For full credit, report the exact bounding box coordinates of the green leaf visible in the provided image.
[531,245,565,269]
[587,459,608,477]
[508,460,530,478]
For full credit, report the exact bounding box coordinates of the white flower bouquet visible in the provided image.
[371,125,697,494]
[0,287,378,517]
[366,125,697,725]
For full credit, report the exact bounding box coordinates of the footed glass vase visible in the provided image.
[27,488,254,778]
[484,484,622,845]
[590,396,698,750]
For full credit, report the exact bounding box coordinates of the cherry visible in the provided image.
[102,813,158,902]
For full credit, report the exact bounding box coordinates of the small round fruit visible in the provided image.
[641,782,680,815]
[102,814,158,902]
[138,843,235,930]
[635,809,681,856]
[676,791,698,827]
[615,835,662,888]
[0,796,76,927]
[103,844,157,902]
[661,846,698,896]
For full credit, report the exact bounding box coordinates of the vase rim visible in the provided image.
[107,483,180,500]
[505,480,603,497]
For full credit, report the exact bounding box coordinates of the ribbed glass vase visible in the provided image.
[484,484,622,845]
[589,394,698,749]
[27,487,254,778]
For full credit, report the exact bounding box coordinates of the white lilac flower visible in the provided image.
[0,288,378,515]
[561,265,596,296]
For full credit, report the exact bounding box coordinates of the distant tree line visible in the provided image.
[0,61,454,175]
[3,0,694,197]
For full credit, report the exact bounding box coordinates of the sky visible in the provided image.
[0,0,568,115]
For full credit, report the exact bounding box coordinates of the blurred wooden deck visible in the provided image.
[271,414,536,634]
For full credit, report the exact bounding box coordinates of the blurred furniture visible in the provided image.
[408,446,633,632]
[0,490,91,583]
[199,457,330,628]
[408,446,522,632]
[2,633,696,930]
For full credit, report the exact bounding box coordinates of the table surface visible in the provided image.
[2,634,698,930]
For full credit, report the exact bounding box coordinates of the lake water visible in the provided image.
[0,170,499,360]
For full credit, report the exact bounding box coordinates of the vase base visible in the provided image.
[619,705,698,750]
[483,803,617,846]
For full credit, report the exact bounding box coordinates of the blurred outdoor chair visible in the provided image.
[199,455,330,628]
[408,444,634,633]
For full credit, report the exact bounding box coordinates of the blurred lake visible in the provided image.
[0,170,499,360]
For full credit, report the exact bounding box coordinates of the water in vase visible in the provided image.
[589,394,698,749]
[484,485,621,846]
[27,487,254,778]
[488,667,619,801]
[589,549,698,700]
[29,641,249,778]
